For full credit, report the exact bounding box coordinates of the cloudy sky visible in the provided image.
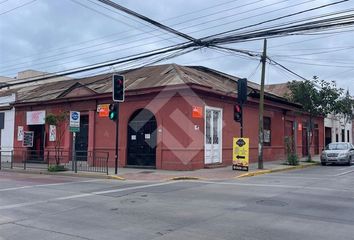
[0,0,353,93]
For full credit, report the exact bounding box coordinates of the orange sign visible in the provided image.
[192,106,203,118]
[97,104,109,117]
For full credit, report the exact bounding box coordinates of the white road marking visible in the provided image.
[261,175,325,180]
[0,181,176,210]
[0,179,102,192]
[193,180,354,193]
[333,169,354,177]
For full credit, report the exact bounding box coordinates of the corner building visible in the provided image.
[13,64,324,170]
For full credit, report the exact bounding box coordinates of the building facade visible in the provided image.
[11,64,324,170]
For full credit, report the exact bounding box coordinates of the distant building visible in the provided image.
[0,70,72,152]
[265,83,353,147]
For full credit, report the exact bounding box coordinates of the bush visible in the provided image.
[284,136,299,166]
[48,165,67,172]
[287,153,299,166]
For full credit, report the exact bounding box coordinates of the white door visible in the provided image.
[204,107,222,164]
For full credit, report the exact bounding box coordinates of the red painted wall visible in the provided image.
[13,85,324,170]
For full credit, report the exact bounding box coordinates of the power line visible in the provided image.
[0,0,36,15]
[96,0,199,43]
[1,0,340,75]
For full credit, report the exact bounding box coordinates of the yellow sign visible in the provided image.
[233,138,249,170]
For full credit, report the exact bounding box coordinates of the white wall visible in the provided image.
[0,94,16,152]
[325,114,352,143]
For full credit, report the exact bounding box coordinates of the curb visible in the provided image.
[0,168,126,180]
[235,162,319,178]
[107,175,125,180]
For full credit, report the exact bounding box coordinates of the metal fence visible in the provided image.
[0,149,109,174]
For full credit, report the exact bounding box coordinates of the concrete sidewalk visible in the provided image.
[1,156,320,181]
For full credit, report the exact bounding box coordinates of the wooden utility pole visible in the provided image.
[258,38,267,169]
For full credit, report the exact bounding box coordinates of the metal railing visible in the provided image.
[0,149,109,174]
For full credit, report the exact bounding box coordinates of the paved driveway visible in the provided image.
[0,165,354,240]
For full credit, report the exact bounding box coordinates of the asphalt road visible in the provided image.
[1,165,354,240]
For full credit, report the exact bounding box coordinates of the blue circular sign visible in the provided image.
[71,112,79,120]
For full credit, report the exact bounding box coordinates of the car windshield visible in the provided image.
[326,143,348,150]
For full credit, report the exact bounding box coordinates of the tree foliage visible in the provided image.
[45,111,69,165]
[287,76,342,118]
[334,90,354,125]
[287,76,344,161]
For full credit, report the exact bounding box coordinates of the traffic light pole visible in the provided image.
[240,104,244,138]
[114,103,119,174]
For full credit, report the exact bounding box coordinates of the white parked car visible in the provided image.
[321,142,354,166]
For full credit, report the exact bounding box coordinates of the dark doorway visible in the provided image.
[28,125,45,162]
[127,109,157,168]
[341,129,345,142]
[75,115,89,161]
[302,126,308,157]
[325,127,331,146]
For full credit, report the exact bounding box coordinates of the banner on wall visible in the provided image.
[22,131,34,147]
[49,125,56,142]
[26,111,46,125]
[17,126,24,141]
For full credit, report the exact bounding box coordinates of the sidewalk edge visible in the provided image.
[235,162,319,178]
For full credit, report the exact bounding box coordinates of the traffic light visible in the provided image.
[109,103,118,121]
[234,104,242,122]
[112,74,125,102]
[237,78,247,104]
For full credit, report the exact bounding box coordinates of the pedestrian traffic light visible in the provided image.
[109,103,117,121]
[112,74,125,102]
[234,104,242,122]
[237,78,247,104]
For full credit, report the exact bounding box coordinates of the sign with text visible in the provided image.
[26,111,45,125]
[192,106,203,118]
[22,131,34,147]
[97,104,109,117]
[232,137,249,171]
[69,111,80,132]
[49,125,56,141]
[17,126,24,141]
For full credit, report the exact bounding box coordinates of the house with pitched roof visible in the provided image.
[11,64,324,170]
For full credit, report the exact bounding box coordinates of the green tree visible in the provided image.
[45,111,69,165]
[334,90,354,126]
[287,76,342,161]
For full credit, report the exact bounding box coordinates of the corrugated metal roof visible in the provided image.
[9,64,291,104]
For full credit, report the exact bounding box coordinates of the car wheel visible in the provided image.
[321,162,326,166]
[349,157,353,166]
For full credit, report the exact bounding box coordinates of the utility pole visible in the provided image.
[258,38,267,169]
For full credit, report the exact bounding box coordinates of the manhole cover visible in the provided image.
[256,199,288,207]
[120,197,148,205]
